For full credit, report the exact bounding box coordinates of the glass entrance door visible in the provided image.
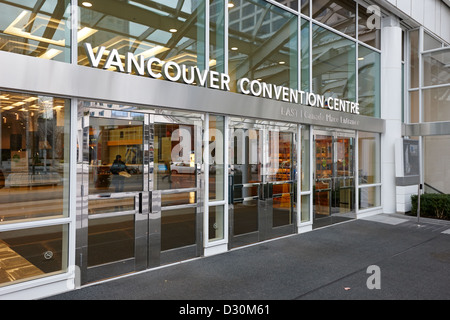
[78,107,203,284]
[229,119,297,248]
[81,111,148,283]
[313,129,355,228]
[151,115,203,266]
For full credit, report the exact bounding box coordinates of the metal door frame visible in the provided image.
[228,119,297,248]
[313,128,356,226]
[149,114,203,266]
[76,106,204,284]
[77,107,150,284]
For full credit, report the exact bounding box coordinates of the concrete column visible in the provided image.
[380,16,403,214]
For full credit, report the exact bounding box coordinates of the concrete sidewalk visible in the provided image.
[44,214,450,301]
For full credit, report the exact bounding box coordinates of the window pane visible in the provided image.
[312,0,356,37]
[228,0,298,92]
[208,205,224,241]
[359,186,381,210]
[210,0,225,73]
[0,224,68,287]
[409,30,420,88]
[424,32,442,51]
[312,24,356,102]
[358,45,380,117]
[78,0,206,73]
[0,92,70,224]
[410,91,420,123]
[301,18,310,92]
[301,194,310,223]
[423,86,450,122]
[357,4,381,49]
[423,48,450,87]
[424,135,450,194]
[273,0,298,11]
[88,117,144,195]
[209,115,224,201]
[301,126,310,191]
[358,132,380,185]
[0,0,71,62]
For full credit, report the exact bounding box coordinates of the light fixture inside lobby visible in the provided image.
[228,2,235,8]
[82,2,93,7]
[169,28,178,33]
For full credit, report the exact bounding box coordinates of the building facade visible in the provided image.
[0,0,448,299]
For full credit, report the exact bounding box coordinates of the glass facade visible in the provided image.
[0,0,397,295]
[312,24,356,103]
[228,0,298,91]
[0,0,71,62]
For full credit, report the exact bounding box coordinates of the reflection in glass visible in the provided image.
[301,19,310,92]
[154,123,196,191]
[424,32,443,51]
[88,198,135,215]
[88,117,143,195]
[78,0,206,74]
[0,224,68,287]
[358,132,380,185]
[228,0,298,92]
[301,126,310,191]
[273,183,293,227]
[230,128,262,185]
[233,199,258,236]
[409,90,420,123]
[88,215,134,267]
[358,45,380,117]
[210,0,226,73]
[0,0,71,62]
[409,30,420,88]
[209,115,224,201]
[208,205,224,241]
[0,92,70,224]
[423,86,450,122]
[359,186,381,210]
[268,131,292,182]
[312,0,356,37]
[161,207,196,251]
[301,194,310,222]
[423,48,450,87]
[424,135,450,194]
[357,5,381,49]
[312,24,356,102]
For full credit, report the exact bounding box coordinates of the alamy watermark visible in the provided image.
[366,5,382,30]
[366,265,381,290]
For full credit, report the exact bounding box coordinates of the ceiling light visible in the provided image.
[231,47,238,51]
[169,28,178,33]
[82,2,93,7]
[358,57,365,61]
[228,2,235,8]
[279,61,286,65]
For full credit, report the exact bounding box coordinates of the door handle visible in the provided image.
[138,193,143,214]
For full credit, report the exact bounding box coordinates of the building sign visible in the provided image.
[84,43,360,115]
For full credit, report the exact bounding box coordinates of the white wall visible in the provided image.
[382,0,450,42]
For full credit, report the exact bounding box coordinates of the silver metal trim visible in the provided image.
[0,52,385,133]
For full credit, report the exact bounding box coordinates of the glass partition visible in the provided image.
[357,4,381,49]
[423,86,450,122]
[0,0,71,62]
[358,45,380,118]
[423,48,450,87]
[228,0,298,92]
[358,132,380,185]
[312,24,356,102]
[78,0,206,74]
[0,91,71,224]
[312,0,356,38]
[0,224,68,287]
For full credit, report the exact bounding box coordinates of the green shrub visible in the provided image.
[410,194,450,220]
